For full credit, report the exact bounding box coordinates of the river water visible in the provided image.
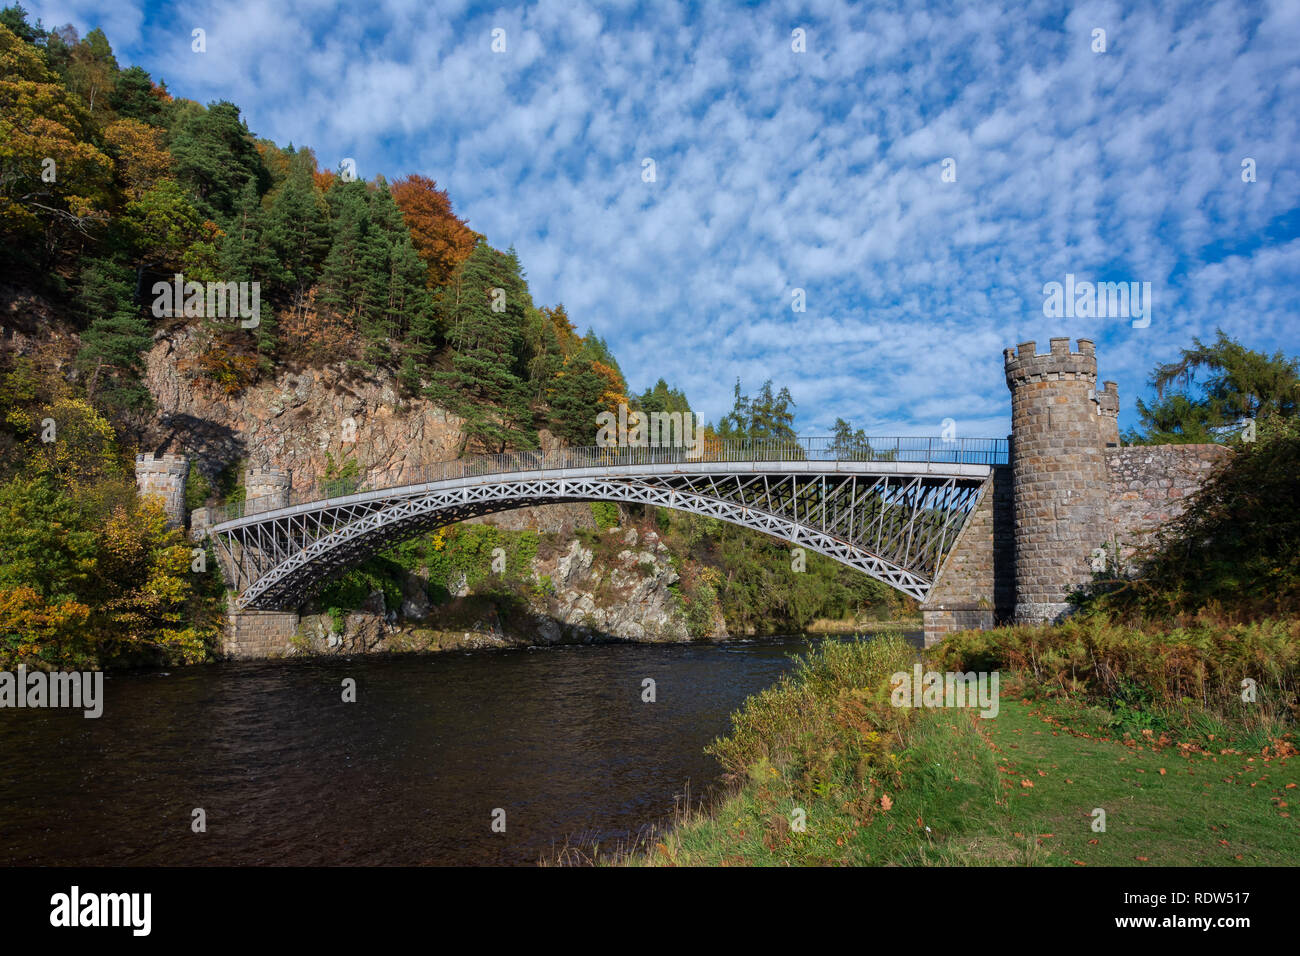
[0,633,919,866]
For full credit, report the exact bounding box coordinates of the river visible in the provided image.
[0,633,920,866]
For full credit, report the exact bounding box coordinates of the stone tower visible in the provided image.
[135,453,189,528]
[244,467,291,514]
[1004,338,1113,623]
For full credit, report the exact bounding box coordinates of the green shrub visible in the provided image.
[708,635,916,801]
[930,617,1300,726]
[1080,430,1300,619]
[590,501,620,531]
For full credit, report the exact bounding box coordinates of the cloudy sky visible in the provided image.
[26,0,1300,437]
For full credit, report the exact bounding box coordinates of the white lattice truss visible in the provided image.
[208,462,992,610]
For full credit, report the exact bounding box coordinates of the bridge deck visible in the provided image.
[209,457,994,532]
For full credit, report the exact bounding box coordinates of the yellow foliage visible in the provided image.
[104,118,173,200]
[0,25,113,239]
[0,586,92,653]
[29,397,122,489]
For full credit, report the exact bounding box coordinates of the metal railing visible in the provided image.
[206,436,1008,524]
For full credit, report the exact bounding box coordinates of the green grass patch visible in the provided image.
[627,626,1300,867]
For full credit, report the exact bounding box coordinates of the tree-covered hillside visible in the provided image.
[0,6,904,665]
[0,10,637,450]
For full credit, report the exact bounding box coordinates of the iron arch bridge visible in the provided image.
[205,438,1007,611]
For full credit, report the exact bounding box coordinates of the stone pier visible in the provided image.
[920,463,1014,647]
[226,610,300,658]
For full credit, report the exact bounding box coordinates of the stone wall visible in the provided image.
[226,611,300,658]
[921,476,995,646]
[1105,444,1232,563]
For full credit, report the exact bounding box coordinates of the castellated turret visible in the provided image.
[1004,338,1112,623]
[134,453,189,528]
[244,467,291,514]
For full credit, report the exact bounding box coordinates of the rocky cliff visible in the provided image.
[141,328,708,653]
[144,326,464,493]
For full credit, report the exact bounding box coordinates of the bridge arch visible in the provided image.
[208,460,994,611]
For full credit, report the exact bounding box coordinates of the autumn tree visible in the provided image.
[60,26,118,122]
[390,173,477,288]
[0,22,113,266]
[0,404,212,667]
[104,117,172,200]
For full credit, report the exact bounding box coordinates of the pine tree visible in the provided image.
[426,242,536,452]
[262,157,328,310]
[548,347,611,446]
[1128,330,1300,444]
[109,65,165,126]
[168,100,269,219]
[73,258,151,411]
[718,379,797,441]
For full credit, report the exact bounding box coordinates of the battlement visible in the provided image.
[1004,337,1098,387]
[1096,380,1120,417]
[245,467,291,490]
[135,452,190,475]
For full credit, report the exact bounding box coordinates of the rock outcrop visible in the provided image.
[143,327,464,493]
[288,521,695,655]
[139,330,703,654]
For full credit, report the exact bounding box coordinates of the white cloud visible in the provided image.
[31,0,1300,436]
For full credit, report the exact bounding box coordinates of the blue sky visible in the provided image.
[25,0,1300,438]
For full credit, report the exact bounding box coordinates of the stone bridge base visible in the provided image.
[921,604,995,648]
[226,610,299,659]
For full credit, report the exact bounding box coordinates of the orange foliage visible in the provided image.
[542,304,580,352]
[390,174,478,288]
[177,342,260,395]
[255,140,293,184]
[0,585,91,654]
[591,359,628,413]
[103,118,172,200]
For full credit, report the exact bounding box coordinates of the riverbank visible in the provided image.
[804,617,922,635]
[630,621,1300,866]
[280,600,921,660]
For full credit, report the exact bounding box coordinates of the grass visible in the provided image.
[626,630,1300,867]
[974,697,1299,866]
